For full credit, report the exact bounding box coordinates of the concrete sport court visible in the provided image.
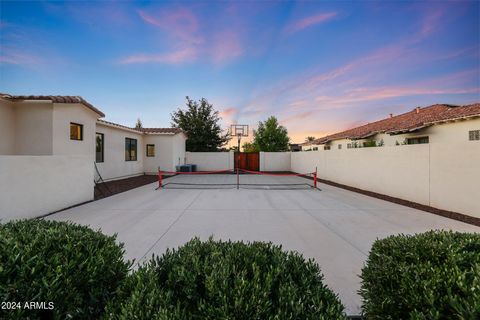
[48,173,480,316]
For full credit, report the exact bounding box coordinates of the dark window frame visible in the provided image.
[125,138,137,161]
[406,136,429,145]
[96,133,104,163]
[70,122,83,141]
[469,130,480,141]
[146,144,155,157]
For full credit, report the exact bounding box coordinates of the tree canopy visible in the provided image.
[171,97,230,152]
[135,118,143,129]
[242,141,259,153]
[305,136,316,143]
[253,116,290,152]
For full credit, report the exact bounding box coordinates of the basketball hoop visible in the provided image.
[230,124,248,189]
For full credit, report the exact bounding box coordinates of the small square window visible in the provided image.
[146,144,155,157]
[324,145,331,150]
[312,147,318,151]
[338,144,342,149]
[70,123,83,140]
[347,143,352,149]
[469,130,480,141]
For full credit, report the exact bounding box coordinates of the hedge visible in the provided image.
[106,237,346,319]
[0,219,130,319]
[360,231,480,319]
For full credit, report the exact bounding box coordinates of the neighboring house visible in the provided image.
[301,104,480,150]
[0,93,186,220]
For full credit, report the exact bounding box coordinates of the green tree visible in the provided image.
[135,118,143,129]
[171,97,230,151]
[305,136,316,143]
[253,116,290,152]
[242,141,259,153]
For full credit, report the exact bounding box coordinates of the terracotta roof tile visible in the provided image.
[0,93,105,117]
[310,103,480,145]
[97,119,183,135]
[137,127,183,134]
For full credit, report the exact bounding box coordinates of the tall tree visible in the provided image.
[242,141,259,153]
[305,136,316,143]
[135,118,143,129]
[253,116,290,152]
[171,97,230,151]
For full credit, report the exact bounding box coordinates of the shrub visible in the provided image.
[0,219,130,319]
[360,231,480,319]
[106,237,346,319]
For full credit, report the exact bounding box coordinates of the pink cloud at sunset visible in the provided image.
[284,12,337,34]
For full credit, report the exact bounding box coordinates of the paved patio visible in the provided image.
[48,175,480,316]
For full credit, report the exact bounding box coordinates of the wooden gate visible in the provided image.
[234,152,259,171]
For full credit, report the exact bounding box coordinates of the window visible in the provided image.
[312,147,318,151]
[125,138,137,161]
[70,123,83,140]
[338,144,342,150]
[347,143,352,149]
[406,136,429,145]
[469,130,480,141]
[324,145,331,150]
[146,144,155,157]
[96,133,104,163]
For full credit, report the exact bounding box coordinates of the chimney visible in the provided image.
[389,113,393,118]
[415,107,420,114]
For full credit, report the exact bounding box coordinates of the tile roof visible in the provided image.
[0,93,105,117]
[308,103,480,145]
[97,119,183,135]
[137,127,184,134]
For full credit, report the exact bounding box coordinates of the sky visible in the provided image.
[1,0,479,144]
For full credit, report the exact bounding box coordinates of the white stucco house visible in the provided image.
[0,93,186,221]
[301,103,480,151]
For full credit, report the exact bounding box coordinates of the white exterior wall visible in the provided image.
[172,133,187,169]
[260,152,291,171]
[0,155,94,221]
[291,140,480,218]
[185,152,234,171]
[0,99,15,155]
[95,124,145,181]
[14,101,53,155]
[143,135,173,173]
[52,103,98,159]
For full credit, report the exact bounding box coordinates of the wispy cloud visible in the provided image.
[120,47,197,65]
[284,12,337,34]
[0,47,42,65]
[122,6,246,65]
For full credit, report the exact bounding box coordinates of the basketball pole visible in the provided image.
[236,133,241,189]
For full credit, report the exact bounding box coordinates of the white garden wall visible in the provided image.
[0,155,94,221]
[185,152,234,171]
[291,143,480,218]
[260,152,291,171]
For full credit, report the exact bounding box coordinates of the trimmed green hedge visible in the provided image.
[106,237,346,319]
[0,219,130,319]
[360,231,480,320]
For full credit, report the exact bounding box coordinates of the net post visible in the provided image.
[314,167,317,189]
[158,166,163,189]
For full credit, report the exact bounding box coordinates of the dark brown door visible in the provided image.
[234,152,260,171]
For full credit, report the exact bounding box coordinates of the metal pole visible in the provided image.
[237,134,241,189]
[158,166,162,189]
[314,166,317,189]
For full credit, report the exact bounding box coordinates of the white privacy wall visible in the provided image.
[291,143,480,218]
[186,152,234,171]
[0,155,94,221]
[260,152,291,171]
